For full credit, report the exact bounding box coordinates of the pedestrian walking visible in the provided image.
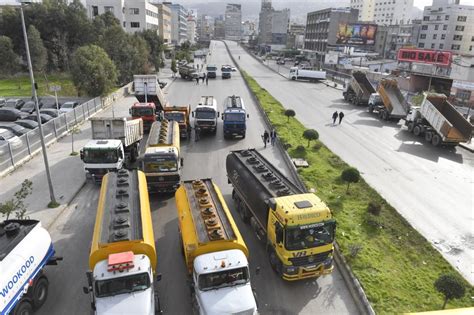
[338,111,345,124]
[205,75,209,86]
[195,76,199,85]
[201,73,206,83]
[262,130,270,148]
[270,129,277,146]
[332,111,338,125]
[194,125,201,142]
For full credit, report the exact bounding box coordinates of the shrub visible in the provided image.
[434,274,466,309]
[341,167,360,193]
[312,142,323,151]
[303,129,319,147]
[348,244,363,259]
[284,109,296,122]
[367,201,382,216]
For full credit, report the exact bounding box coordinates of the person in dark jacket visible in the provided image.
[262,130,269,148]
[332,111,338,125]
[339,111,345,124]
[195,76,199,85]
[270,129,277,146]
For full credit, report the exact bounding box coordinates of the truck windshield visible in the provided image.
[131,107,154,116]
[95,273,150,298]
[143,155,178,172]
[206,66,217,71]
[198,267,249,291]
[285,221,336,251]
[83,149,119,164]
[164,112,185,123]
[224,113,245,122]
[195,110,216,119]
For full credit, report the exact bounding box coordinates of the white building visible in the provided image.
[86,0,159,33]
[167,2,188,44]
[225,3,242,41]
[350,0,414,24]
[187,15,197,44]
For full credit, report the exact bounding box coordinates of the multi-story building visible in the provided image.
[258,0,273,44]
[225,3,242,41]
[304,8,359,53]
[86,0,159,33]
[214,16,226,39]
[197,14,214,43]
[418,0,473,54]
[350,0,414,24]
[271,8,290,45]
[187,15,197,44]
[166,2,188,45]
[155,2,172,47]
[242,20,257,42]
[287,23,306,49]
[375,20,421,58]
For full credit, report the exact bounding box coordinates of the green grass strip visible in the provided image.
[0,73,77,97]
[242,70,473,314]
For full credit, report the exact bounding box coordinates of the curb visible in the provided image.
[459,142,474,153]
[224,41,375,315]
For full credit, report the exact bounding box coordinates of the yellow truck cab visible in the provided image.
[142,119,182,192]
[226,149,336,281]
[175,179,258,315]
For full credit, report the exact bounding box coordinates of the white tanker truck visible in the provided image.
[0,220,61,315]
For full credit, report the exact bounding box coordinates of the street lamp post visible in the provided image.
[19,1,57,206]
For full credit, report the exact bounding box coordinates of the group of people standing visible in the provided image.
[195,72,209,85]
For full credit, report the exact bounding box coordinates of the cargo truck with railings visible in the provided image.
[405,93,473,147]
[83,169,161,314]
[142,120,183,192]
[222,95,249,139]
[0,220,62,315]
[226,149,336,281]
[343,71,376,105]
[192,96,219,134]
[81,117,143,183]
[175,178,258,315]
[371,79,410,121]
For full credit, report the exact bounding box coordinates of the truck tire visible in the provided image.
[33,277,49,309]
[381,110,389,121]
[268,250,282,276]
[425,132,433,142]
[238,201,250,223]
[231,189,236,200]
[407,122,414,133]
[291,76,296,80]
[13,301,33,315]
[242,132,246,139]
[413,125,422,137]
[431,134,441,147]
[368,105,374,113]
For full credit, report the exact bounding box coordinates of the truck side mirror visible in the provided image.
[221,115,224,120]
[180,157,184,167]
[217,112,220,118]
[156,274,162,282]
[192,112,195,118]
[247,114,249,118]
[82,286,89,294]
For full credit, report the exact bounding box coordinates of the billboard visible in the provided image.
[397,49,452,66]
[336,24,377,45]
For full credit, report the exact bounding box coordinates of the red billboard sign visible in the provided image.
[397,49,452,66]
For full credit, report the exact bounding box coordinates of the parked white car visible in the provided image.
[0,127,22,150]
[59,101,79,113]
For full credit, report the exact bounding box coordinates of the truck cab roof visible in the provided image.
[193,249,248,276]
[84,139,123,149]
[93,254,151,281]
[270,193,332,226]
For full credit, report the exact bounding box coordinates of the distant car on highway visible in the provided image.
[25,113,53,124]
[59,101,79,113]
[20,100,44,114]
[14,119,38,129]
[4,99,25,110]
[0,122,28,136]
[0,128,22,150]
[0,108,27,121]
[39,109,60,118]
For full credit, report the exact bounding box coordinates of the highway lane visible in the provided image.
[226,40,474,284]
[37,41,359,315]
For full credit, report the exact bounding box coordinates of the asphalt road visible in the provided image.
[226,41,474,284]
[36,42,359,315]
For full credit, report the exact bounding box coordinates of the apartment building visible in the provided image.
[350,0,414,24]
[155,2,172,46]
[166,2,188,45]
[418,0,473,54]
[187,15,197,44]
[225,3,242,41]
[86,0,159,33]
[375,20,421,58]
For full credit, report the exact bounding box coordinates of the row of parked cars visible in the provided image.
[0,97,80,153]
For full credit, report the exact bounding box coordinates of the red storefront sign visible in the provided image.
[397,49,452,66]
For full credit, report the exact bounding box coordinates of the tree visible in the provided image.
[0,179,33,220]
[171,58,177,77]
[138,29,164,72]
[341,167,360,193]
[0,36,20,76]
[71,45,117,96]
[434,274,466,309]
[303,129,319,147]
[284,109,296,122]
[27,25,47,73]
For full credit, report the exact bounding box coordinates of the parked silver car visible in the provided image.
[0,128,22,150]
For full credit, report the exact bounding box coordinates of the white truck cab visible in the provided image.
[81,139,125,182]
[193,96,219,133]
[192,249,257,315]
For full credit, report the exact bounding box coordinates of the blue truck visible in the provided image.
[222,95,249,139]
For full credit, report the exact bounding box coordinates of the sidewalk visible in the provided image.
[0,69,175,230]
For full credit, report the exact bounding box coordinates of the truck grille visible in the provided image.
[288,250,331,267]
[147,174,180,183]
[198,121,214,126]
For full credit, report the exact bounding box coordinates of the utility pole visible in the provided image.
[20,1,57,206]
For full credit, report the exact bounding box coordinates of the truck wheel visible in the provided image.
[381,111,389,121]
[431,134,441,147]
[242,132,246,139]
[413,125,422,137]
[291,76,296,80]
[13,301,33,315]
[33,277,49,309]
[425,132,433,142]
[231,189,236,200]
[238,201,250,223]
[407,122,414,133]
[368,105,374,113]
[268,251,282,276]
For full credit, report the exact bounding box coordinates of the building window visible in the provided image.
[436,15,441,21]
[123,21,126,27]
[453,35,463,41]
[443,25,447,30]
[421,25,428,30]
[423,16,429,21]
[445,15,449,20]
[434,25,439,30]
[470,46,473,52]
[456,89,471,101]
[420,34,426,39]
[472,36,474,41]
[441,34,446,40]
[131,22,140,28]
[455,25,464,31]
[457,16,467,22]
[129,8,139,15]
[431,43,435,49]
[439,43,444,49]
[451,44,460,50]
[433,34,437,39]
[418,42,425,48]
[92,5,98,16]
[104,6,114,14]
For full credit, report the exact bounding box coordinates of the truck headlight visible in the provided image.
[323,256,333,268]
[284,266,298,275]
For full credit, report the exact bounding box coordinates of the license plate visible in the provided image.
[306,265,316,269]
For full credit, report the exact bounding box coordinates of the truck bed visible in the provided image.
[90,117,143,147]
[134,75,167,111]
[352,72,376,98]
[421,95,473,142]
[379,80,410,117]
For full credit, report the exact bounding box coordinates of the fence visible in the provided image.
[0,97,102,174]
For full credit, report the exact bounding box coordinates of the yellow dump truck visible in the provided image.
[175,178,258,315]
[163,105,192,139]
[142,119,183,192]
[84,169,161,314]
